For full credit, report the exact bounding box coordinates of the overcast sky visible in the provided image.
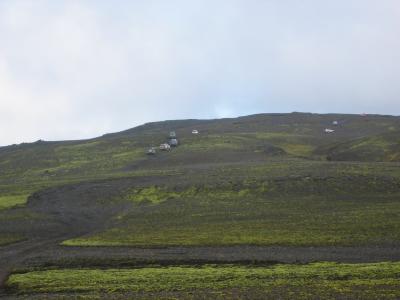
[0,1,399,146]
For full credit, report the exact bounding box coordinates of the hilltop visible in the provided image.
[1,112,399,186]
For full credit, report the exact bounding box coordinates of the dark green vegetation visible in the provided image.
[0,113,399,185]
[63,177,400,247]
[1,112,400,298]
[0,113,399,200]
[326,131,400,162]
[6,262,400,299]
[0,194,28,210]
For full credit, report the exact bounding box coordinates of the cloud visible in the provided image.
[0,0,399,145]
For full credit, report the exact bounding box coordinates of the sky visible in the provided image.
[0,1,399,146]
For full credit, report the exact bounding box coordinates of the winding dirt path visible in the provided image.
[0,238,62,295]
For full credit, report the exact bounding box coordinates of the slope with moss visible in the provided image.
[6,262,400,299]
[0,113,399,189]
[324,131,400,162]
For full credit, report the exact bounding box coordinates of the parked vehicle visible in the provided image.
[146,147,156,155]
[159,143,171,151]
[169,139,178,147]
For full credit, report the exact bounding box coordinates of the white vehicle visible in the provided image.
[146,147,156,155]
[159,143,171,151]
[169,131,176,138]
[324,128,335,133]
[192,130,199,134]
[332,121,338,126]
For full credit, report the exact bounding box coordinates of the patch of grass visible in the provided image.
[253,132,317,156]
[327,132,400,162]
[63,183,400,247]
[123,186,184,204]
[6,262,400,299]
[279,143,315,156]
[63,165,400,248]
[0,194,29,210]
[121,185,251,205]
[0,138,147,188]
[179,134,246,151]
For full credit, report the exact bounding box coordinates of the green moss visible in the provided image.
[123,186,183,204]
[6,262,400,298]
[279,143,315,156]
[253,132,316,156]
[0,194,29,210]
[328,132,400,162]
[178,134,248,151]
[121,184,256,206]
[63,188,400,247]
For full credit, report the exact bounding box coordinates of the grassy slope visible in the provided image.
[0,113,398,197]
[62,158,400,247]
[1,113,400,248]
[325,131,400,162]
[0,113,399,186]
[64,168,400,247]
[6,262,400,299]
[0,194,28,210]
[2,113,400,299]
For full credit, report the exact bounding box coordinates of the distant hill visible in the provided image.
[0,112,399,187]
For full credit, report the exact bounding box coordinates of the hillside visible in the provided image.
[1,112,400,298]
[0,113,399,185]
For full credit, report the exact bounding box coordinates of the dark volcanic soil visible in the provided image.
[1,174,400,294]
[17,244,400,268]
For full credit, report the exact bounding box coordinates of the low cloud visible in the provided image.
[0,0,399,145]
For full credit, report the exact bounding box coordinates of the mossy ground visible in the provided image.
[6,262,400,299]
[64,190,400,247]
[63,157,400,247]
[1,113,400,297]
[0,194,28,210]
[1,113,399,190]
